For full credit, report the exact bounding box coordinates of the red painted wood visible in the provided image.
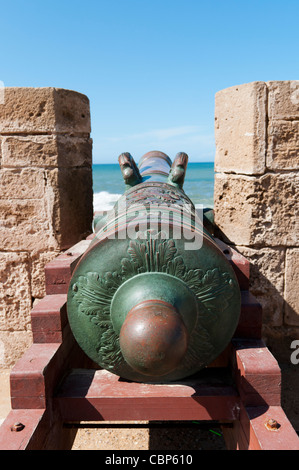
[231,339,281,406]
[10,325,81,410]
[55,368,240,422]
[0,409,46,450]
[45,239,91,294]
[31,294,67,343]
[234,291,262,339]
[241,405,299,450]
[10,343,61,409]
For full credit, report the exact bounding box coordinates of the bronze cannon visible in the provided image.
[67,151,241,383]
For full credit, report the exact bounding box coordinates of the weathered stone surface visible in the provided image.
[1,135,92,168]
[0,168,45,199]
[0,331,32,368]
[30,250,60,299]
[285,249,299,326]
[235,246,285,326]
[0,87,90,134]
[267,80,299,121]
[214,173,255,245]
[267,120,299,170]
[0,199,58,251]
[214,172,299,247]
[0,252,32,331]
[214,81,267,175]
[45,167,93,249]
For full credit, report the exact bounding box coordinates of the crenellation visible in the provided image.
[214,81,267,175]
[267,80,299,121]
[214,80,299,358]
[0,87,93,366]
[0,88,91,135]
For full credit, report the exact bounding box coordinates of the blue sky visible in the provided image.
[1,0,299,163]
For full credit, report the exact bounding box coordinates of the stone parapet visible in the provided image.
[0,88,90,135]
[214,80,299,359]
[0,87,93,367]
[214,81,267,175]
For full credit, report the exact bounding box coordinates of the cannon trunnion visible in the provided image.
[67,151,241,383]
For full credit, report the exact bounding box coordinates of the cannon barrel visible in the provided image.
[67,151,241,383]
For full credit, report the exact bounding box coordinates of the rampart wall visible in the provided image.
[214,80,299,362]
[0,88,93,366]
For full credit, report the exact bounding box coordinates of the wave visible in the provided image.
[93,191,122,211]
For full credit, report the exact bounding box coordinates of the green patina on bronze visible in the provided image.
[67,151,241,383]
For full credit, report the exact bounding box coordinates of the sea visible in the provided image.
[92,162,215,212]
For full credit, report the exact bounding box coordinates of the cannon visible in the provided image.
[67,151,241,383]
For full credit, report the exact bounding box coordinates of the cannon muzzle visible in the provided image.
[67,151,241,383]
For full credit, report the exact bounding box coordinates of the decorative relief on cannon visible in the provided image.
[67,151,241,383]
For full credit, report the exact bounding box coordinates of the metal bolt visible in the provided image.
[11,422,25,432]
[265,419,280,431]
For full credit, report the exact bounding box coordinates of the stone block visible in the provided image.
[1,134,92,168]
[0,331,32,368]
[0,168,45,199]
[214,172,299,247]
[0,199,58,251]
[235,246,285,326]
[30,250,60,299]
[285,248,299,326]
[0,252,32,331]
[214,81,267,175]
[0,87,90,135]
[45,167,93,249]
[267,120,299,170]
[267,80,299,121]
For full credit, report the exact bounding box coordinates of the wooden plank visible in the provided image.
[55,368,240,422]
[231,339,281,406]
[31,294,67,343]
[0,409,46,450]
[10,327,80,409]
[242,406,299,450]
[45,239,91,294]
[234,290,262,339]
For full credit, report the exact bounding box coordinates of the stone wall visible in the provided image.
[0,88,93,367]
[214,80,299,361]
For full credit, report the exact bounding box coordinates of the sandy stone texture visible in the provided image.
[267,80,299,121]
[214,172,299,247]
[30,250,60,299]
[1,135,92,168]
[0,88,90,135]
[285,248,299,326]
[235,246,285,326]
[0,252,32,331]
[267,120,299,170]
[0,87,93,368]
[45,167,93,249]
[0,168,45,199]
[214,81,267,175]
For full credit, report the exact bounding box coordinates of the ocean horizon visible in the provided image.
[92,162,215,211]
